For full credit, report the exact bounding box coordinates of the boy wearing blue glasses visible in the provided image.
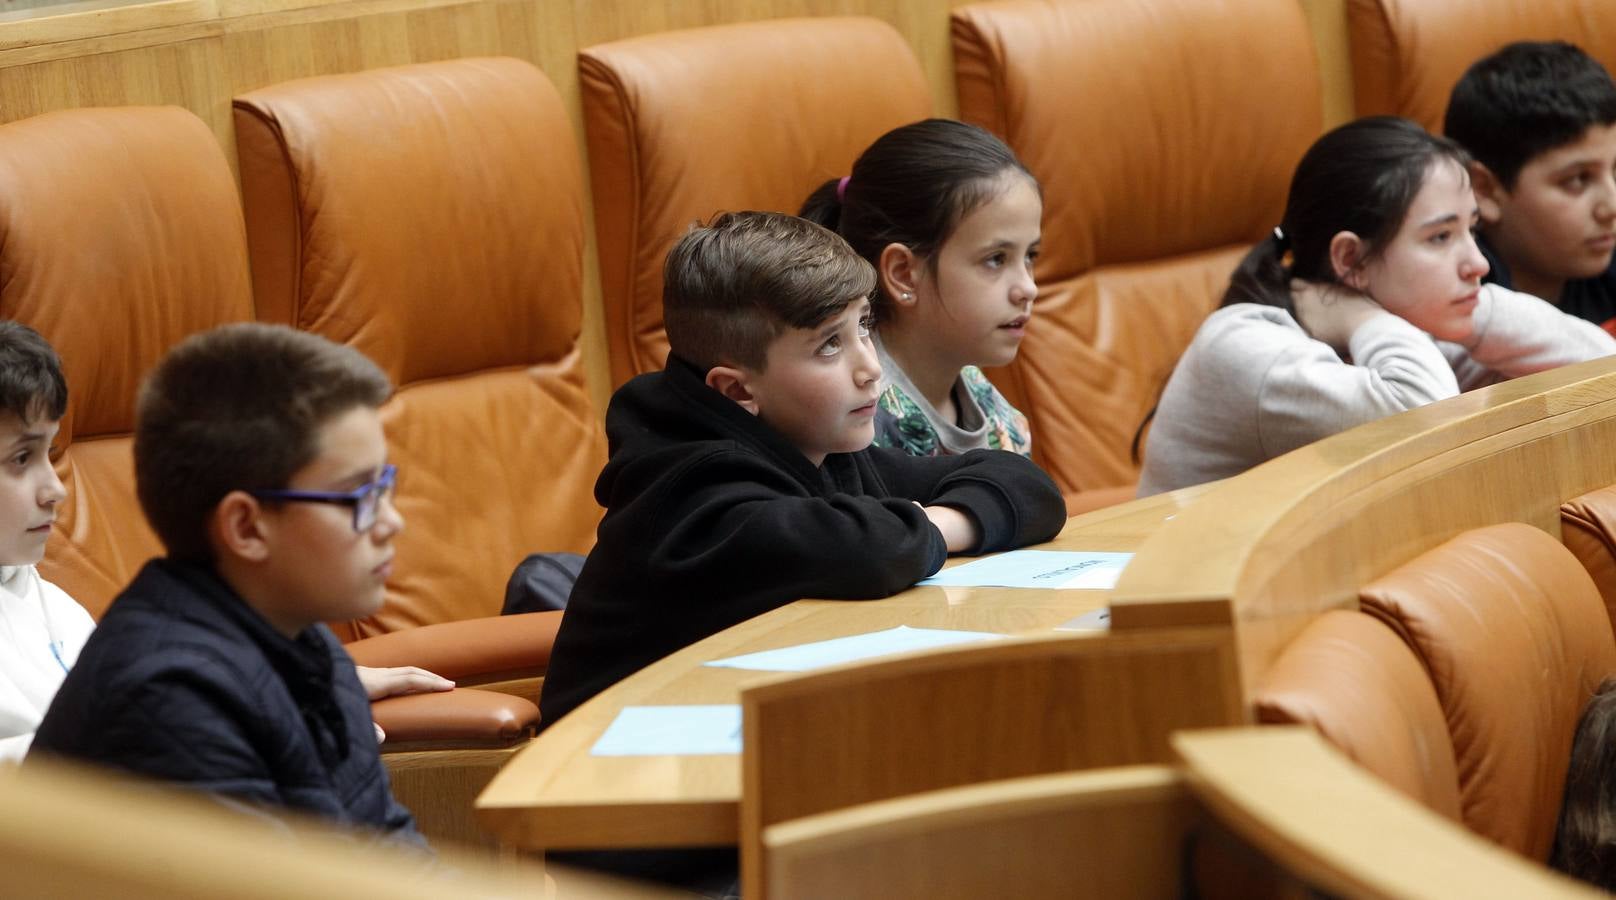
[32,323,424,846]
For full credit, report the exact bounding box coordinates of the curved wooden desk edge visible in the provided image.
[762,765,1190,897]
[477,488,1203,850]
[0,756,687,899]
[1172,727,1604,900]
[1112,356,1616,694]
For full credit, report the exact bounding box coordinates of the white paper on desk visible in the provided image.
[916,550,1133,590]
[590,705,742,756]
[703,625,1002,673]
[1054,608,1111,632]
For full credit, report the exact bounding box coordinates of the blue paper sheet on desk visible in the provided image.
[591,705,742,756]
[917,550,1134,590]
[703,625,1001,673]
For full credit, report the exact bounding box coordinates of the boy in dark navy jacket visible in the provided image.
[540,211,1065,730]
[32,324,422,847]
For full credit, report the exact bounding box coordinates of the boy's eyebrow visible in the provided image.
[812,302,871,340]
[1553,156,1610,173]
[323,464,383,490]
[8,431,49,448]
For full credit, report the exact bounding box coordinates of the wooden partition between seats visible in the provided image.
[1112,355,1616,705]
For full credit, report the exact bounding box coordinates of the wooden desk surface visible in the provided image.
[476,486,1206,850]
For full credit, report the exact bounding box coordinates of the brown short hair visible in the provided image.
[662,211,876,371]
[134,323,392,561]
[0,321,67,425]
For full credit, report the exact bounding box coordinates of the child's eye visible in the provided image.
[10,451,29,467]
[856,315,873,337]
[1429,230,1452,246]
[1564,172,1593,192]
[1026,247,1041,265]
[984,252,1006,270]
[816,335,842,357]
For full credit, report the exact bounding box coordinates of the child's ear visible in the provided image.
[210,491,272,563]
[705,365,760,416]
[1329,231,1369,289]
[877,242,922,310]
[1468,160,1505,226]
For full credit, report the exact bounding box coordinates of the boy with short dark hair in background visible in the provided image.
[1446,41,1616,332]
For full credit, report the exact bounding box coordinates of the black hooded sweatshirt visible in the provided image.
[539,356,1066,729]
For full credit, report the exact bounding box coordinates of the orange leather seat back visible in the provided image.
[579,17,931,387]
[1347,0,1616,129]
[1358,523,1616,860]
[234,58,604,639]
[1254,609,1462,822]
[952,0,1322,494]
[1563,485,1616,636]
[0,107,255,617]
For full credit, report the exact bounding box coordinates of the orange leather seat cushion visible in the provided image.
[1347,0,1616,128]
[1255,609,1462,822]
[0,107,255,617]
[1562,485,1616,637]
[579,17,930,387]
[234,59,604,639]
[1359,523,1616,859]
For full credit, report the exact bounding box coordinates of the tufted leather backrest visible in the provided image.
[234,58,605,639]
[951,0,1322,496]
[1358,523,1616,860]
[1562,485,1616,637]
[0,107,255,617]
[579,17,931,388]
[1254,609,1462,822]
[1347,0,1616,130]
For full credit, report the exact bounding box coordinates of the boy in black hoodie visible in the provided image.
[540,211,1066,729]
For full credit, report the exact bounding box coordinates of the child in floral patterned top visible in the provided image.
[801,119,1041,458]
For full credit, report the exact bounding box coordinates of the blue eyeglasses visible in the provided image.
[249,464,398,533]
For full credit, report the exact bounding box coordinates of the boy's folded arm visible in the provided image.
[867,447,1066,553]
[655,465,949,600]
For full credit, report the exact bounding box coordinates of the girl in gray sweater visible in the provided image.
[1140,118,1616,496]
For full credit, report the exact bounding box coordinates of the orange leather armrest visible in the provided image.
[371,688,539,747]
[343,611,562,682]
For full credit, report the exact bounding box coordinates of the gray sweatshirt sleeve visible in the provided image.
[1257,311,1459,459]
[1442,284,1616,389]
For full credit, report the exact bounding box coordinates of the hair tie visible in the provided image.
[1272,226,1290,251]
[837,176,851,203]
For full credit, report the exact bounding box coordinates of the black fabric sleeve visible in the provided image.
[863,447,1065,553]
[650,450,949,613]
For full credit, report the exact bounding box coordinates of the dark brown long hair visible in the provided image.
[1223,116,1471,314]
[1552,679,1616,890]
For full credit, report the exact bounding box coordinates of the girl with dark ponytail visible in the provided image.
[1138,116,1616,495]
[801,118,1041,458]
